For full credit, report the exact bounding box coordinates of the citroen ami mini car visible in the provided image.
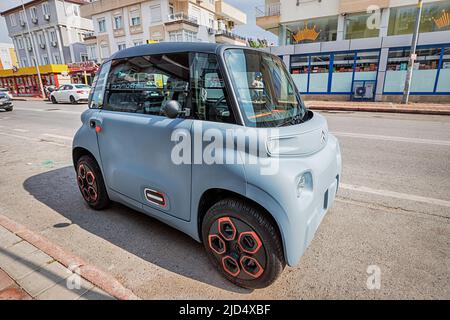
[72,43,342,289]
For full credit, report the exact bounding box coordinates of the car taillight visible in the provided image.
[76,90,85,94]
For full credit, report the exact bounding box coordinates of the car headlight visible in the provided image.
[296,171,313,198]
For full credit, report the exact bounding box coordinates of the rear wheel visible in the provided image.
[202,198,285,289]
[76,155,110,210]
[51,96,57,104]
[4,106,13,112]
[70,96,77,104]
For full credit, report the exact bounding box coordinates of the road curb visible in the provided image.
[308,105,450,116]
[0,214,140,300]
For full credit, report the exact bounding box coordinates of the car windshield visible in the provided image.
[75,85,90,89]
[224,49,307,127]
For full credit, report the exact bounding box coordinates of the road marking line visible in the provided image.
[340,183,450,208]
[0,131,69,147]
[13,128,28,133]
[334,132,450,146]
[42,133,73,141]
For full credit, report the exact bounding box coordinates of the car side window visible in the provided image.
[89,60,111,109]
[103,54,189,115]
[190,53,236,124]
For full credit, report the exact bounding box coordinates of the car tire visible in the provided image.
[4,107,13,112]
[70,96,77,104]
[202,198,285,289]
[76,155,110,210]
[51,96,58,104]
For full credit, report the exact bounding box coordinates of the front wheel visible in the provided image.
[51,96,57,104]
[202,198,285,289]
[4,106,13,112]
[76,155,110,210]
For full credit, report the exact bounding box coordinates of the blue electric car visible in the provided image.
[72,43,342,289]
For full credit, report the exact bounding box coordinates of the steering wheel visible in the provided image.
[213,95,226,107]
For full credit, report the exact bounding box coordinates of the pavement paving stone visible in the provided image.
[0,285,32,300]
[77,286,115,300]
[0,269,15,291]
[37,277,95,300]
[17,261,71,297]
[0,249,54,280]
[0,227,22,249]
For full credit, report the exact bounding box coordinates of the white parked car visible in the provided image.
[50,84,91,104]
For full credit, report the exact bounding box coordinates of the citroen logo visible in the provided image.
[321,130,327,144]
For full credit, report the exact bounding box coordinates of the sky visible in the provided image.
[0,0,277,44]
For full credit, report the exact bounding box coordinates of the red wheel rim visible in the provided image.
[77,163,98,204]
[208,216,266,280]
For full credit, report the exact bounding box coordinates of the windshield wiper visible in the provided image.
[277,113,304,127]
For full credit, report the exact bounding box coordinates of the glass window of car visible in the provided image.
[89,60,111,109]
[103,53,189,115]
[190,53,235,124]
[224,49,307,127]
[75,84,90,89]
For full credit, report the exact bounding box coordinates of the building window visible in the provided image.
[133,40,143,46]
[42,2,50,15]
[21,58,28,67]
[169,30,197,42]
[130,10,141,26]
[118,43,126,51]
[38,32,45,46]
[10,13,17,26]
[73,5,80,17]
[150,5,162,23]
[50,30,57,42]
[114,15,123,29]
[17,38,24,49]
[87,45,97,60]
[98,18,106,33]
[388,2,450,36]
[19,11,25,24]
[80,53,88,62]
[384,47,441,93]
[284,16,338,45]
[43,55,49,65]
[53,54,61,64]
[30,7,38,20]
[345,12,380,40]
[437,47,450,93]
[25,37,32,48]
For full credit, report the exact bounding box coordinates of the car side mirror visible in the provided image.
[163,100,181,119]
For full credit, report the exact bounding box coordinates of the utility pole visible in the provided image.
[20,0,45,99]
[402,0,423,104]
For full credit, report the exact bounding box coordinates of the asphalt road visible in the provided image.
[0,101,449,299]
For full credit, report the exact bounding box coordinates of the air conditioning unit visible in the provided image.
[207,27,216,35]
[27,46,33,52]
[51,41,57,47]
[32,17,38,24]
[20,20,26,27]
[40,43,46,49]
[44,14,50,21]
[352,80,375,100]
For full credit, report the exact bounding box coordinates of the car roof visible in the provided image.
[109,42,262,60]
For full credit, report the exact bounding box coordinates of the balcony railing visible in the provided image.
[215,29,246,42]
[255,2,281,18]
[167,13,198,25]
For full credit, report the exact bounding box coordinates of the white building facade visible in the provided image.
[1,0,94,68]
[80,0,247,63]
[256,0,450,102]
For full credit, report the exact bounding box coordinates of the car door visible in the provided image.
[63,85,73,102]
[94,53,193,222]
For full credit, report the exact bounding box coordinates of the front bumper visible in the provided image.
[245,134,342,266]
[0,100,12,108]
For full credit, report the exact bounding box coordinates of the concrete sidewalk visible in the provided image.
[0,225,115,300]
[305,100,450,115]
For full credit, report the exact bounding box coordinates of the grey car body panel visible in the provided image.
[73,43,342,267]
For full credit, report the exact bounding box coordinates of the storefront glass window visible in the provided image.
[331,53,355,93]
[309,54,330,92]
[388,2,450,36]
[384,47,441,93]
[436,47,450,93]
[354,51,379,81]
[345,12,380,40]
[284,16,338,45]
[291,55,309,92]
